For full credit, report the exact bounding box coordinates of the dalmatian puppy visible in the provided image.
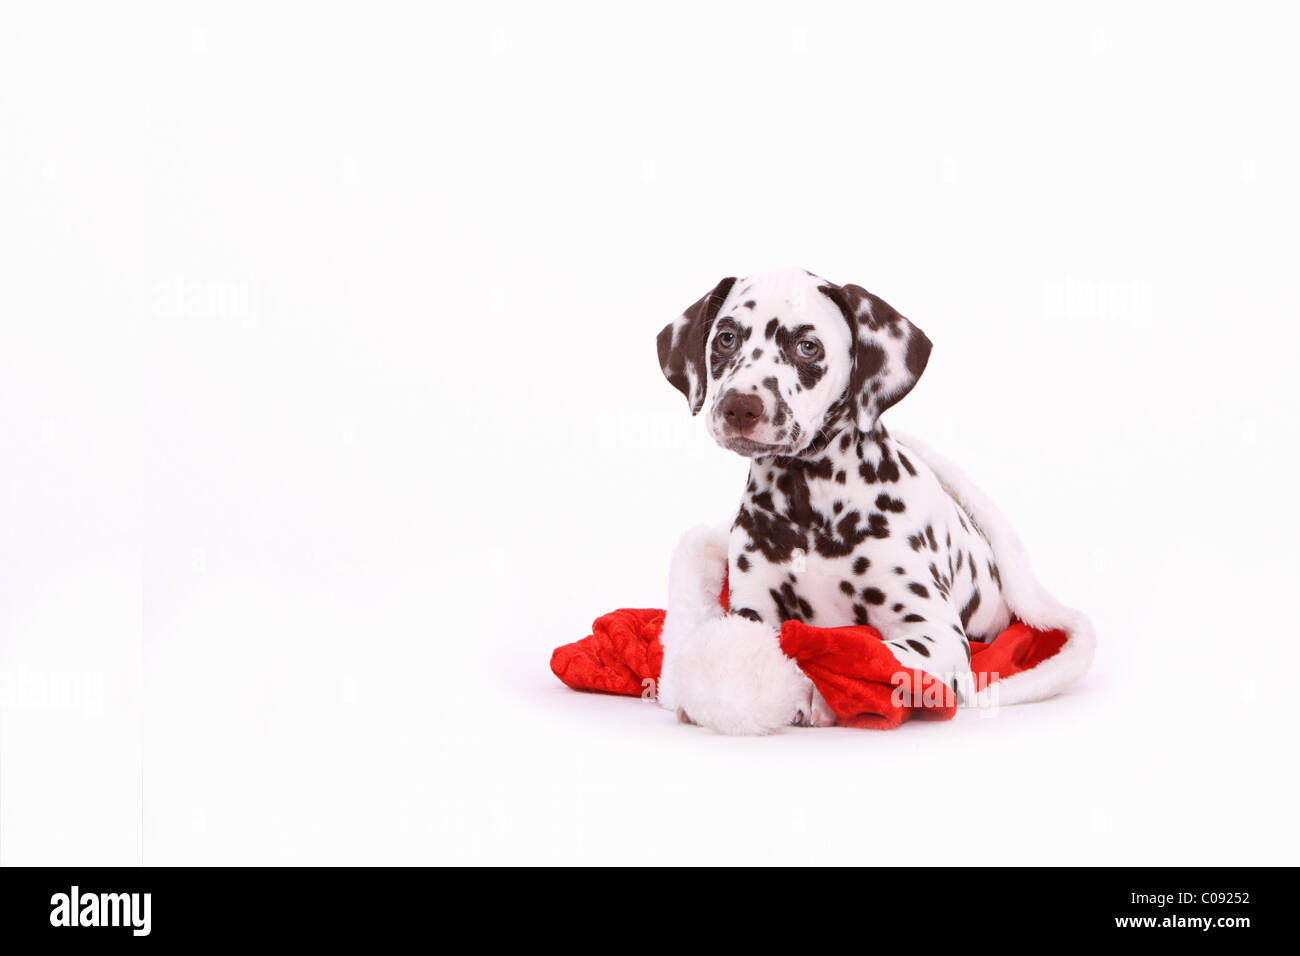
[657,267,1012,729]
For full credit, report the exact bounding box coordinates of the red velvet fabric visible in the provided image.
[549,607,666,698]
[777,620,955,728]
[549,585,1069,728]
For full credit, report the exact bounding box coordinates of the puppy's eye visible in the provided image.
[716,330,738,350]
[795,339,822,359]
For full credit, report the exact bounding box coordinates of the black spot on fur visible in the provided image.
[811,509,879,558]
[928,563,950,597]
[857,342,887,379]
[875,494,906,513]
[852,556,870,575]
[796,361,826,390]
[734,506,806,564]
[905,331,930,376]
[960,589,981,628]
[770,581,814,623]
[877,448,901,482]
[862,587,885,605]
[908,582,930,598]
[736,554,750,573]
[906,639,931,657]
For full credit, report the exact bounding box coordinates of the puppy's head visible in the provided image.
[657,268,931,458]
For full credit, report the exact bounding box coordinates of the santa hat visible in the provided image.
[551,432,1094,733]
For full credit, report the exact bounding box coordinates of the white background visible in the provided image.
[2,2,1298,865]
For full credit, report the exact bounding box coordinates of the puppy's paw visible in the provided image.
[809,685,838,727]
[790,681,837,727]
[790,677,814,726]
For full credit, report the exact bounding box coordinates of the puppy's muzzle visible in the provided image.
[718,390,764,437]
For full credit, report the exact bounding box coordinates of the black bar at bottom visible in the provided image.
[0,866,1280,943]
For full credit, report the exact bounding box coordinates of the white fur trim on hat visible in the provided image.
[655,523,729,713]
[894,432,1096,706]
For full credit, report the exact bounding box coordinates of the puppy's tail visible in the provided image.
[893,431,1097,707]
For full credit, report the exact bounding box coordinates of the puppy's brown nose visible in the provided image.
[719,391,764,435]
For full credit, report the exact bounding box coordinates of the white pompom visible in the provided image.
[663,616,810,735]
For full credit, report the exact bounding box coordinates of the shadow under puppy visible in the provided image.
[655,267,1013,733]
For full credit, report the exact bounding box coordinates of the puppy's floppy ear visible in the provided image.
[656,276,737,414]
[819,282,932,432]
